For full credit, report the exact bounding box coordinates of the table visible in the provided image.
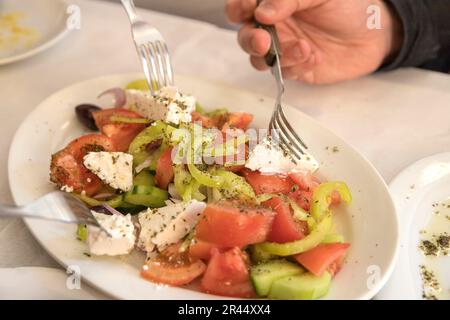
[1,0,449,298]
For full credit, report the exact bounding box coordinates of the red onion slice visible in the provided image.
[92,192,115,200]
[90,204,123,216]
[98,87,126,108]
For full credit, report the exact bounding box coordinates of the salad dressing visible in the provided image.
[418,198,450,300]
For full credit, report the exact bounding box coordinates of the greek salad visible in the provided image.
[49,79,352,299]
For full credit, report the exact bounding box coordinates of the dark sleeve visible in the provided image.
[381,0,450,72]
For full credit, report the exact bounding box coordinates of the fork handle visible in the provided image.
[0,203,60,222]
[121,0,139,23]
[254,0,281,67]
[0,203,91,227]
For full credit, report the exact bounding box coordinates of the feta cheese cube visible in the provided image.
[245,138,319,175]
[87,211,136,256]
[83,152,133,192]
[125,86,196,125]
[137,200,206,252]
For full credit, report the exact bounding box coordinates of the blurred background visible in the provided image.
[102,0,233,29]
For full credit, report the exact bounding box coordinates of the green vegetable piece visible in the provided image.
[213,169,255,200]
[187,162,224,188]
[133,170,155,187]
[250,245,276,263]
[251,260,304,297]
[116,201,146,214]
[76,224,88,242]
[268,272,332,300]
[322,233,345,244]
[195,102,206,115]
[310,182,352,221]
[124,185,168,208]
[74,194,123,208]
[109,115,151,124]
[206,108,228,118]
[256,214,333,256]
[128,120,170,155]
[125,79,154,91]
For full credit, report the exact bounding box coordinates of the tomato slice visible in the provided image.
[141,243,206,286]
[191,111,216,128]
[189,239,233,261]
[155,148,174,189]
[195,201,275,247]
[263,197,306,243]
[200,248,255,298]
[288,188,314,211]
[221,112,253,131]
[242,169,294,195]
[50,134,116,196]
[93,109,146,151]
[293,243,350,277]
[288,171,320,192]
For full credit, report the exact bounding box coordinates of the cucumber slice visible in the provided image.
[133,170,155,187]
[268,272,332,300]
[116,201,146,214]
[251,260,304,297]
[124,185,168,208]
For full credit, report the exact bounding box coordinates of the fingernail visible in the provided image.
[258,1,276,17]
[290,45,302,59]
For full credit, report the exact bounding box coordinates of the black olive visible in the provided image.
[75,104,102,130]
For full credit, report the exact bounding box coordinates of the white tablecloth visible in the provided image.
[1,0,449,298]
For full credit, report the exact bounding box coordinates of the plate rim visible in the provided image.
[377,151,450,299]
[0,0,71,66]
[8,73,400,300]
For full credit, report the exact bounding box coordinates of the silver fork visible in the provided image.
[255,1,308,161]
[0,191,110,235]
[121,0,174,95]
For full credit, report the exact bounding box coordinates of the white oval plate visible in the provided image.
[0,0,70,65]
[377,152,450,300]
[8,74,399,300]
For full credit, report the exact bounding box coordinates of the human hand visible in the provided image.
[226,0,403,84]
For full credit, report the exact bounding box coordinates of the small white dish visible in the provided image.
[377,152,450,300]
[0,0,70,65]
[0,267,106,299]
[8,74,399,299]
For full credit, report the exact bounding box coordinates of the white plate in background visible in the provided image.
[8,74,399,299]
[377,153,450,300]
[0,0,70,65]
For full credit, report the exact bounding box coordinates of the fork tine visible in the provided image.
[271,108,306,158]
[156,40,174,86]
[150,42,166,89]
[139,44,158,95]
[272,116,305,161]
[276,106,308,150]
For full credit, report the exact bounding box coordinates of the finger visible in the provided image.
[279,39,312,67]
[225,0,257,23]
[282,54,317,83]
[238,23,271,56]
[255,0,327,24]
[250,56,269,71]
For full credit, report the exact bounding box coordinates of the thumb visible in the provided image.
[255,0,325,24]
